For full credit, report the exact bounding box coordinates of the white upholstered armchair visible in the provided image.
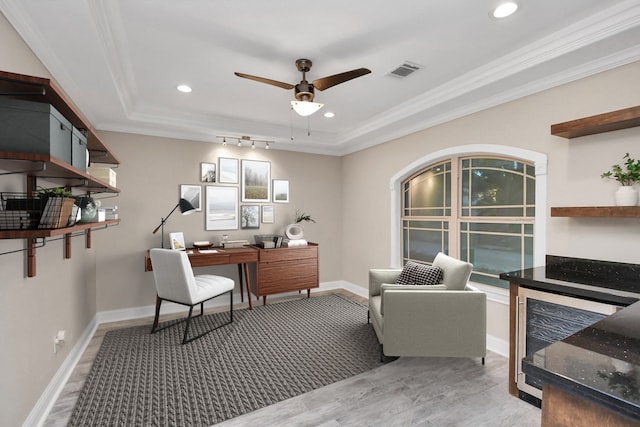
[368,252,487,363]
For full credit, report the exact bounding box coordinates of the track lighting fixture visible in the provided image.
[216,135,274,150]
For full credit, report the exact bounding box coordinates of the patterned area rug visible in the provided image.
[69,294,385,426]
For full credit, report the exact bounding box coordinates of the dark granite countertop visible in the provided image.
[499,255,640,307]
[522,300,640,421]
[501,255,640,422]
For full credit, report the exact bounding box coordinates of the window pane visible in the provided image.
[406,163,451,211]
[526,177,535,205]
[471,272,509,289]
[471,158,524,172]
[461,157,532,218]
[403,220,448,262]
[464,234,524,275]
[460,221,534,284]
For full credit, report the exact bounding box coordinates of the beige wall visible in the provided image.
[0,12,99,426]
[2,8,640,426]
[341,60,640,342]
[94,132,343,312]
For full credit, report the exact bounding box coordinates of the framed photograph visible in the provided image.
[201,162,216,183]
[241,159,271,202]
[169,232,186,251]
[205,186,239,231]
[241,205,260,229]
[262,205,275,223]
[272,179,289,203]
[180,184,202,212]
[219,157,239,184]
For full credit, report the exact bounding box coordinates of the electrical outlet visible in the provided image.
[53,330,66,353]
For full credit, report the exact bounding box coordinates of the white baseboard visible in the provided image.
[28,280,508,426]
[486,335,509,358]
[23,317,99,427]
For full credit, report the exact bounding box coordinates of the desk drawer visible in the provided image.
[259,245,318,263]
[257,257,318,295]
[229,252,259,263]
[189,253,230,267]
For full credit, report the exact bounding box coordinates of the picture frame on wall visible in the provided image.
[219,157,239,184]
[180,184,202,211]
[169,232,186,250]
[262,205,275,223]
[241,159,271,202]
[205,186,239,231]
[201,162,216,183]
[272,179,289,203]
[241,205,260,229]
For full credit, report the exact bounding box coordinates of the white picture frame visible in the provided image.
[272,179,289,203]
[219,157,239,184]
[241,205,260,229]
[180,184,202,212]
[169,232,186,250]
[205,185,239,230]
[262,205,275,223]
[200,162,216,183]
[241,159,271,202]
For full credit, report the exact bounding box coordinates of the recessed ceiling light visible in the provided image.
[493,2,518,18]
[177,84,192,93]
[324,112,335,118]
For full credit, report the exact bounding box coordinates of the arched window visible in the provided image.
[391,145,547,289]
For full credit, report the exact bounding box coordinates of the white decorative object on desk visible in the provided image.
[282,239,308,247]
[285,223,304,240]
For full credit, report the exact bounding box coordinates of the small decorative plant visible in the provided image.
[601,153,640,186]
[295,209,315,224]
[37,186,73,199]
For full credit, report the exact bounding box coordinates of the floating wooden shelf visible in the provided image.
[550,106,640,139]
[0,70,119,164]
[0,151,119,193]
[551,206,640,218]
[0,70,121,277]
[0,219,120,239]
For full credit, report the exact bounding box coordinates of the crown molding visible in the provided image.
[3,0,639,157]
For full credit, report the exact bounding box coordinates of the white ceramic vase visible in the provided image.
[614,186,638,206]
[285,223,304,240]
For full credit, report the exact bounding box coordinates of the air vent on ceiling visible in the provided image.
[388,61,422,78]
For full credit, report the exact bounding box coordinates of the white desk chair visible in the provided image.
[149,248,235,344]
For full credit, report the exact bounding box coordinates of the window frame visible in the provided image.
[390,145,547,290]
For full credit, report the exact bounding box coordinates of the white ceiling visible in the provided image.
[2,1,640,155]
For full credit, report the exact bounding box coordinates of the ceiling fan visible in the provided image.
[234,58,371,116]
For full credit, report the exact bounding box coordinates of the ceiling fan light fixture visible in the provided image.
[291,100,324,117]
[176,84,192,93]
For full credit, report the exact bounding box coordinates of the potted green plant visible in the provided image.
[601,153,640,206]
[295,209,315,224]
[37,186,73,200]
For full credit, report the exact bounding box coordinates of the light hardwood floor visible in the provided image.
[44,290,541,426]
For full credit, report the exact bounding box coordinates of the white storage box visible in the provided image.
[87,166,116,187]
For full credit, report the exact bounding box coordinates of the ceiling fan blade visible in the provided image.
[312,68,371,91]
[234,72,295,90]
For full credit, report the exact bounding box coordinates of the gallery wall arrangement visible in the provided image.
[178,157,290,233]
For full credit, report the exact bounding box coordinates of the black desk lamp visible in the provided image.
[152,198,196,248]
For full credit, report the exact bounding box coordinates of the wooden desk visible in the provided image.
[145,247,259,310]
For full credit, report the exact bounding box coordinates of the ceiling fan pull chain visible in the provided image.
[290,107,295,141]
[307,116,311,136]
